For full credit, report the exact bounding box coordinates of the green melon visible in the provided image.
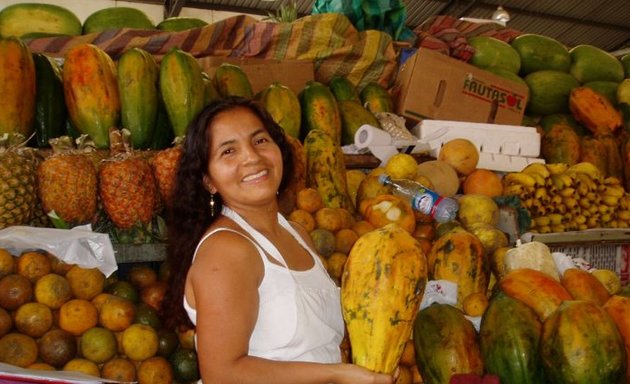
[569,45,624,83]
[583,80,620,105]
[0,3,81,38]
[483,66,528,89]
[468,36,521,74]
[524,70,580,116]
[83,7,155,34]
[622,54,630,78]
[510,34,571,75]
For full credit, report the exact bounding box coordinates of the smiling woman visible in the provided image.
[160,97,395,383]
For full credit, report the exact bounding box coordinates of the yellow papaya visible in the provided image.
[596,132,623,179]
[541,123,580,165]
[342,223,428,374]
[0,36,36,136]
[579,135,608,176]
[259,82,301,139]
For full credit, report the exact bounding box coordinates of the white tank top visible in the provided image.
[184,206,344,364]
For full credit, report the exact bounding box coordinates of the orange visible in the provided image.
[58,299,98,336]
[80,326,117,364]
[140,281,168,311]
[385,153,418,180]
[48,254,74,276]
[352,220,375,237]
[121,324,159,361]
[0,248,15,278]
[157,329,179,357]
[296,188,324,213]
[438,138,479,176]
[38,328,78,368]
[462,292,489,317]
[102,357,137,382]
[137,356,174,384]
[334,228,358,254]
[27,362,56,370]
[91,292,116,312]
[395,365,413,384]
[99,296,136,332]
[176,327,196,350]
[14,302,53,337]
[309,229,336,258]
[325,252,347,282]
[16,251,52,283]
[135,302,162,330]
[0,307,12,338]
[0,273,33,310]
[336,208,356,230]
[63,358,101,377]
[463,168,503,197]
[0,332,39,368]
[169,348,200,383]
[412,222,436,241]
[288,209,316,232]
[127,264,158,290]
[314,207,343,232]
[34,273,72,309]
[66,266,105,300]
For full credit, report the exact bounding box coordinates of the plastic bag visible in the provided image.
[0,225,117,277]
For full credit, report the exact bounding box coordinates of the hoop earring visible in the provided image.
[209,193,216,216]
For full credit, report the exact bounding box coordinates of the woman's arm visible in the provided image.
[187,231,394,384]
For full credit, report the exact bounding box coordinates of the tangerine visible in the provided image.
[134,302,162,330]
[91,292,116,312]
[462,168,503,197]
[334,228,358,254]
[169,348,200,383]
[0,248,15,278]
[137,356,174,384]
[325,252,347,282]
[0,273,33,310]
[80,326,117,364]
[0,307,12,337]
[66,266,105,300]
[399,339,416,366]
[16,251,52,283]
[462,292,490,317]
[384,153,418,179]
[309,229,336,258]
[48,254,74,276]
[34,273,72,309]
[14,302,53,337]
[157,329,179,357]
[288,209,316,232]
[121,324,159,361]
[127,264,158,290]
[351,220,375,237]
[28,362,56,370]
[102,357,137,382]
[63,358,100,377]
[105,280,139,303]
[336,208,356,230]
[0,332,39,368]
[38,328,78,368]
[438,138,479,176]
[296,188,324,213]
[314,207,343,232]
[59,299,98,336]
[99,296,136,332]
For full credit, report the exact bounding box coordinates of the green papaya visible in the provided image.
[299,81,341,144]
[259,82,301,139]
[329,76,360,103]
[360,82,393,114]
[338,100,381,146]
[213,63,253,99]
[33,53,67,148]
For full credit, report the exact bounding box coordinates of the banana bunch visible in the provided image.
[502,161,630,233]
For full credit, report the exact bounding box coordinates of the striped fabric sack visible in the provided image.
[26,13,398,89]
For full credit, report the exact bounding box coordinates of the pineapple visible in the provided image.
[37,151,98,226]
[0,134,39,229]
[150,145,182,210]
[99,129,158,229]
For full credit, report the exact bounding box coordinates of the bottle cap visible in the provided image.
[377,173,391,186]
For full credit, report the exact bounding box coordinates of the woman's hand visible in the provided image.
[332,363,396,384]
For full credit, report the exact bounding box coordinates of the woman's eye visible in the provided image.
[254,137,270,145]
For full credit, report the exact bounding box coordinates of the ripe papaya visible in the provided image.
[117,47,159,149]
[63,43,120,148]
[541,123,580,165]
[213,63,253,99]
[579,135,608,176]
[259,82,301,139]
[299,81,341,144]
[159,48,205,138]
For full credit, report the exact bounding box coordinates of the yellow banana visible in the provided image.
[545,163,569,175]
[559,187,576,198]
[550,194,563,206]
[503,183,525,197]
[550,224,566,233]
[602,185,625,198]
[566,162,602,180]
[548,213,564,225]
[587,216,600,228]
[503,172,537,188]
[563,197,578,209]
[534,215,551,227]
[618,220,629,228]
[538,225,552,234]
[617,210,630,221]
[529,172,547,187]
[603,176,622,186]
[601,213,613,223]
[602,195,620,207]
[550,173,574,190]
[574,173,597,192]
[578,198,591,209]
[522,162,550,178]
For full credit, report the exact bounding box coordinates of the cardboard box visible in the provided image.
[198,56,314,96]
[395,49,529,125]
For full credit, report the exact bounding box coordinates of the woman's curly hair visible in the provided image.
[161,97,294,331]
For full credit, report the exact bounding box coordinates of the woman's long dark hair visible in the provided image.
[161,97,294,331]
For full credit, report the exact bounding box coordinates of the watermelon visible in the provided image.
[583,81,620,105]
[622,54,630,79]
[525,70,580,116]
[83,7,155,34]
[468,36,521,74]
[0,3,81,38]
[483,66,528,89]
[539,113,586,135]
[510,34,571,75]
[570,45,625,83]
[157,17,208,32]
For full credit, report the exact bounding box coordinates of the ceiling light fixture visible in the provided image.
[491,6,511,25]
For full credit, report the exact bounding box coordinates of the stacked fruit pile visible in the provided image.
[0,248,198,383]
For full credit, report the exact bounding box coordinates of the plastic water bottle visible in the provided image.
[378,174,459,223]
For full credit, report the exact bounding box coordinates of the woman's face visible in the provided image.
[205,106,283,208]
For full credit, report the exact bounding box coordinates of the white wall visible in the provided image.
[1,0,262,25]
